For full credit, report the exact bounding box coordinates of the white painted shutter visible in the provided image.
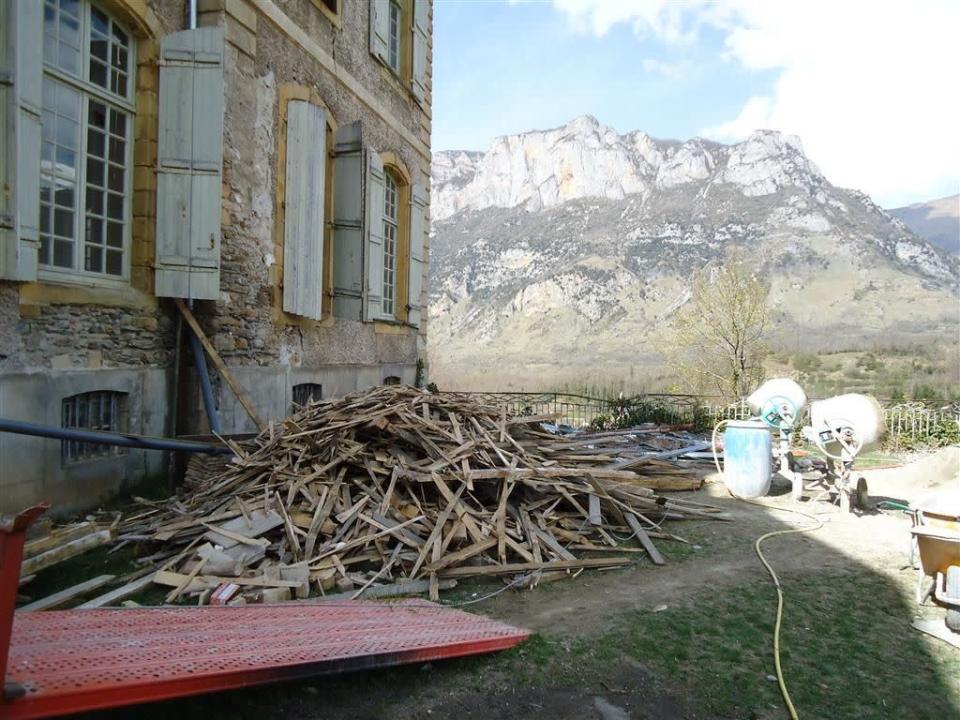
[369,0,390,64]
[364,152,385,322]
[407,183,426,327]
[0,0,42,281]
[411,0,429,104]
[155,27,224,301]
[332,122,364,320]
[283,101,326,320]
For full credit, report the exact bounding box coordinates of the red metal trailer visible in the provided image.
[1,506,530,719]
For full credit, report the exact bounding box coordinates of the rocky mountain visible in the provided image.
[428,116,960,391]
[888,194,959,255]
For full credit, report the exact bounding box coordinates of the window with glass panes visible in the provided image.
[382,170,399,317]
[387,0,401,72]
[40,0,133,279]
[61,390,128,463]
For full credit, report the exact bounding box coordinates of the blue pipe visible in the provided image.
[188,329,221,435]
[0,417,232,454]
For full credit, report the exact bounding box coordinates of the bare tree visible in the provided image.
[657,249,770,399]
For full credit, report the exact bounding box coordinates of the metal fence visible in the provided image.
[442,392,960,448]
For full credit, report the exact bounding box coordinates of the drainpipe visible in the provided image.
[187,0,197,29]
[167,312,183,489]
[188,329,222,435]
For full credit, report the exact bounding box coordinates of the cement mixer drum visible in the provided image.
[747,379,808,429]
[808,393,886,459]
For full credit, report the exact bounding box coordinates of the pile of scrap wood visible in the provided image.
[117,385,724,604]
[541,427,713,474]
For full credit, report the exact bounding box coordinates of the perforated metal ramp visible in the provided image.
[2,600,529,719]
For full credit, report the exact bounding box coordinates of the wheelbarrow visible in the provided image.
[910,490,960,633]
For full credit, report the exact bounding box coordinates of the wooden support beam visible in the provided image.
[174,298,265,431]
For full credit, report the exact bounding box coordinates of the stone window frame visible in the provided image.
[38,0,137,289]
[378,0,413,88]
[273,84,338,326]
[378,151,412,325]
[381,168,399,316]
[309,0,341,28]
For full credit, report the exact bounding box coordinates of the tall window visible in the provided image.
[40,0,134,280]
[387,0,401,72]
[382,170,399,317]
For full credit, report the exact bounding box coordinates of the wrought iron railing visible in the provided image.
[440,392,960,448]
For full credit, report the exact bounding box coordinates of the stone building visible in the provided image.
[0,0,433,514]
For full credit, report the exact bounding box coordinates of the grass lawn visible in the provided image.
[487,567,960,719]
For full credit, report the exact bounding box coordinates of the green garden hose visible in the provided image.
[713,419,823,720]
[744,500,823,720]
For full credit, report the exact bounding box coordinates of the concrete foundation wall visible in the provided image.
[0,368,169,516]
[182,361,417,435]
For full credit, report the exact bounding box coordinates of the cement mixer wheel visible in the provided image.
[946,566,960,633]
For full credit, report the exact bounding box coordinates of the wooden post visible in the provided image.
[174,299,265,431]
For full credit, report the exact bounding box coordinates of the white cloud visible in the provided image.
[550,0,960,206]
[552,0,704,43]
[641,58,686,79]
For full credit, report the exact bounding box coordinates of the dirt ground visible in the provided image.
[82,447,960,720]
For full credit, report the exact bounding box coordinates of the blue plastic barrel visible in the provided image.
[723,420,773,498]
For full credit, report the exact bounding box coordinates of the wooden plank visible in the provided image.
[77,573,156,609]
[19,574,116,612]
[424,538,497,573]
[201,509,282,548]
[317,578,457,601]
[466,467,656,483]
[201,522,271,548]
[23,523,99,558]
[588,494,602,526]
[439,557,632,578]
[152,570,306,590]
[175,298,265,430]
[359,513,424,549]
[531,526,576,562]
[625,512,666,566]
[166,556,209,603]
[20,529,114,577]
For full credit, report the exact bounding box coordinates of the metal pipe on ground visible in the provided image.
[0,418,232,455]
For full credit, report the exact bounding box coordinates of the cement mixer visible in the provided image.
[747,378,807,485]
[799,393,886,512]
[714,378,807,499]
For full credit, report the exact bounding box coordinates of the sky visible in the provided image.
[432,0,960,208]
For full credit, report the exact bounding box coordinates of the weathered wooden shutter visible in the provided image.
[0,0,42,281]
[369,0,390,65]
[283,101,326,320]
[411,0,429,104]
[155,27,224,301]
[332,122,364,320]
[407,183,426,328]
[364,152,385,322]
